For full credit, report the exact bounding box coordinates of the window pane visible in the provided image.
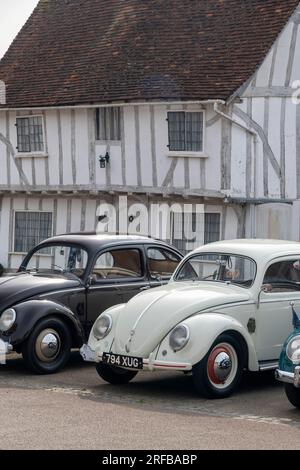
[263,260,300,292]
[147,247,181,279]
[16,117,30,152]
[168,112,185,151]
[14,212,52,253]
[171,212,220,255]
[96,107,121,141]
[185,112,203,152]
[92,249,142,281]
[176,254,256,288]
[16,116,44,153]
[204,213,221,245]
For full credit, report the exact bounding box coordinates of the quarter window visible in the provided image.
[92,249,142,281]
[14,211,53,253]
[168,111,204,152]
[147,247,181,280]
[96,107,121,141]
[16,116,44,153]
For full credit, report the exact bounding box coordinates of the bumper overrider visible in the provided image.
[276,367,300,388]
[80,344,192,372]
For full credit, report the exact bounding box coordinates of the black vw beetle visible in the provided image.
[0,233,182,374]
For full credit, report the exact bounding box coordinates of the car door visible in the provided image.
[86,245,150,332]
[256,256,300,361]
[145,245,182,288]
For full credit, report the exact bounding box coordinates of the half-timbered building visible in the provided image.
[0,0,299,270]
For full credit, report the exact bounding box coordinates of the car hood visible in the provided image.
[113,282,250,356]
[0,274,81,312]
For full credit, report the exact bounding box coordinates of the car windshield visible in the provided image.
[20,244,88,280]
[175,253,256,288]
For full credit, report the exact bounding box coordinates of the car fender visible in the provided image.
[8,299,85,348]
[88,303,126,352]
[156,313,259,371]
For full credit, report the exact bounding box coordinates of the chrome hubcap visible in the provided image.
[207,343,238,388]
[213,352,232,382]
[35,329,61,363]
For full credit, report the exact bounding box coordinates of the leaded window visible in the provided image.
[168,111,204,152]
[14,212,53,253]
[171,212,220,255]
[16,116,44,153]
[96,107,121,141]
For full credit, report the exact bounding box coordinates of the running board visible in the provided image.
[259,361,278,371]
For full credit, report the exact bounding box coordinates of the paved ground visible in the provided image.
[1,352,300,450]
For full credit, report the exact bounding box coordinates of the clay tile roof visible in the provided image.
[0,0,298,108]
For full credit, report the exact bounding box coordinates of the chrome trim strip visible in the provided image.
[39,287,85,298]
[259,361,278,371]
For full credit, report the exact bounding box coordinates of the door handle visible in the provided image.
[140,286,151,291]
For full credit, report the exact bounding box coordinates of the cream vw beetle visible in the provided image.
[81,240,300,398]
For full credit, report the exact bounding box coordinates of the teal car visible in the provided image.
[276,304,300,408]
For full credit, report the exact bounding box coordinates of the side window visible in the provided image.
[263,259,300,292]
[147,247,181,280]
[92,249,142,281]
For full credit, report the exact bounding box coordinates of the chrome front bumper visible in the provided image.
[80,344,192,372]
[276,367,300,388]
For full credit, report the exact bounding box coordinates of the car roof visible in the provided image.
[37,232,182,253]
[192,239,300,264]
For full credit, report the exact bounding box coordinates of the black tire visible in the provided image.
[96,362,138,385]
[192,333,245,399]
[285,384,300,408]
[22,317,71,374]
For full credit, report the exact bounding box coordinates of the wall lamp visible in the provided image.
[99,152,110,169]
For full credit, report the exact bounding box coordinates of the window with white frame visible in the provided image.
[14,212,53,253]
[96,107,121,141]
[167,111,204,152]
[171,212,221,255]
[16,116,44,153]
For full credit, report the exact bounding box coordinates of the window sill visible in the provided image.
[15,153,48,159]
[167,152,208,159]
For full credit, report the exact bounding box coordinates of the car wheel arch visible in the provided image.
[12,300,85,349]
[170,313,259,372]
[217,329,248,369]
[30,312,83,348]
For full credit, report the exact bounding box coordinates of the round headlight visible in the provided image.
[93,314,112,340]
[0,309,16,332]
[169,324,190,352]
[286,335,300,364]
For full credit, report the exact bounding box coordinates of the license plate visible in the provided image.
[102,352,143,370]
